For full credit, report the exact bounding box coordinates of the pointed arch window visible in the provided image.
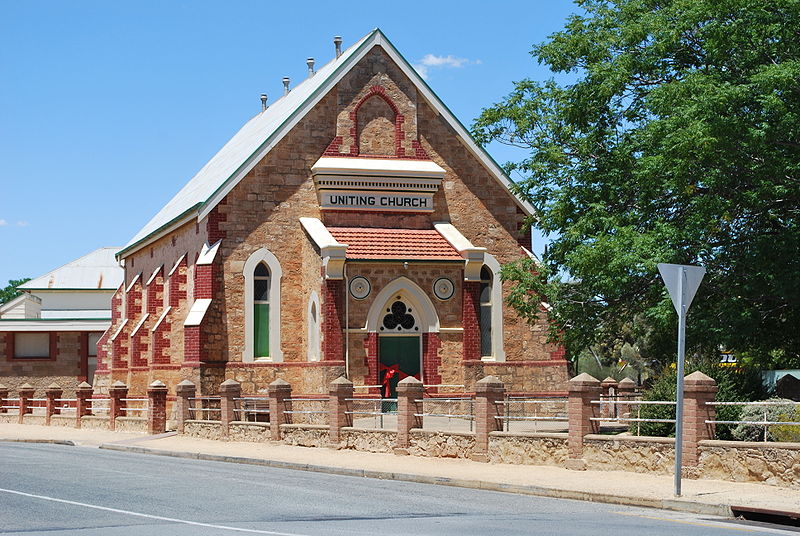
[479,266,493,357]
[243,248,283,362]
[253,262,270,357]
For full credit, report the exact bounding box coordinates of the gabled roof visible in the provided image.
[20,247,123,290]
[118,29,534,259]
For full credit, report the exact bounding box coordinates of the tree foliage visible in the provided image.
[0,278,31,305]
[475,0,800,365]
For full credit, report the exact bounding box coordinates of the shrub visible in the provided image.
[732,399,800,442]
[632,360,768,439]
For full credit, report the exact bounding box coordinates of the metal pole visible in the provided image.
[674,267,687,497]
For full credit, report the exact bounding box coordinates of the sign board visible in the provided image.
[658,263,705,314]
[319,190,434,212]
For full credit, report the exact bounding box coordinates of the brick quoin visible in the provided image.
[462,281,481,361]
[195,264,214,300]
[151,316,172,365]
[422,332,442,389]
[206,198,228,244]
[147,269,164,315]
[169,259,188,308]
[363,333,379,394]
[322,279,344,361]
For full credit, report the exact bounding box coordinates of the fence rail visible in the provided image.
[705,400,800,442]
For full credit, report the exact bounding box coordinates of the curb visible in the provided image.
[1,439,75,446]
[98,443,732,518]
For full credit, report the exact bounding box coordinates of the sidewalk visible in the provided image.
[2,422,799,519]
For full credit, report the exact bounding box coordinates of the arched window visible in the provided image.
[243,248,283,362]
[253,262,270,357]
[479,266,493,357]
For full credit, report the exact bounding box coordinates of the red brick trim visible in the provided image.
[363,332,378,394]
[462,282,481,361]
[322,279,344,361]
[422,332,442,389]
[78,332,89,382]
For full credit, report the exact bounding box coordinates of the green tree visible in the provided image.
[474,0,800,366]
[0,278,31,305]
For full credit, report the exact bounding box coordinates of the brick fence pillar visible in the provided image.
[328,376,353,445]
[600,377,618,419]
[18,383,35,424]
[395,376,424,454]
[567,373,601,470]
[268,379,292,441]
[175,380,196,434]
[682,371,717,469]
[75,382,93,428]
[147,380,168,434]
[219,379,241,436]
[108,381,128,431]
[0,384,8,414]
[471,376,505,462]
[45,383,63,426]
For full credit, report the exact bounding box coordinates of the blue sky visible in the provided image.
[0,1,579,285]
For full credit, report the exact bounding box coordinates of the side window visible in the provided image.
[479,266,493,357]
[253,262,270,358]
[14,332,51,359]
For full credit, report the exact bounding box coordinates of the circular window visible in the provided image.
[433,277,455,300]
[349,276,371,300]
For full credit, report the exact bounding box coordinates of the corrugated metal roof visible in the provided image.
[20,247,123,290]
[121,32,376,255]
[327,227,463,261]
[119,28,534,258]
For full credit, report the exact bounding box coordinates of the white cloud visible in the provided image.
[413,54,481,79]
[16,221,29,227]
[0,219,7,226]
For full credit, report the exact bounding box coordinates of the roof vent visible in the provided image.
[282,77,290,96]
[334,36,342,58]
[307,57,315,77]
[260,93,268,112]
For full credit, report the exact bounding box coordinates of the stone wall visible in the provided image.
[489,432,569,466]
[339,428,396,453]
[185,420,225,441]
[0,332,84,395]
[228,422,271,442]
[582,435,675,474]
[697,440,800,489]
[281,424,329,447]
[113,416,147,433]
[408,430,474,458]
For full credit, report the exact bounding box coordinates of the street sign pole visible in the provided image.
[657,263,705,498]
[674,267,686,497]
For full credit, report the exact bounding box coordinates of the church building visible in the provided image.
[96,30,569,398]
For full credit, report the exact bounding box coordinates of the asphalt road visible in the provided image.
[0,442,795,536]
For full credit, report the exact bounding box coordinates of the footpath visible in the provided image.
[2,422,799,520]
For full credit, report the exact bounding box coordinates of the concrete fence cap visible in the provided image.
[617,377,637,387]
[601,377,618,385]
[398,376,422,386]
[684,370,718,391]
[177,379,196,387]
[46,383,62,390]
[269,378,291,387]
[569,373,600,384]
[149,380,167,388]
[220,379,240,387]
[19,383,34,390]
[0,383,7,390]
[76,382,92,389]
[331,376,354,386]
[111,381,128,389]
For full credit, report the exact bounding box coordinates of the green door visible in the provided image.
[379,336,421,399]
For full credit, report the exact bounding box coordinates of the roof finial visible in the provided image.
[282,77,290,96]
[307,57,315,77]
[334,36,342,59]
[260,93,268,112]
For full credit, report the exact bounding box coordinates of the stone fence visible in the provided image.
[2,373,798,489]
[0,380,168,434]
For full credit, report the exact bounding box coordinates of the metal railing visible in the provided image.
[120,398,149,416]
[590,400,676,436]
[496,397,568,432]
[284,398,328,425]
[346,398,397,430]
[53,398,77,413]
[187,396,221,421]
[706,401,800,442]
[415,397,474,432]
[1,399,21,414]
[87,399,111,413]
[233,397,269,422]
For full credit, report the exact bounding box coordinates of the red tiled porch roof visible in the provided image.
[327,227,463,261]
